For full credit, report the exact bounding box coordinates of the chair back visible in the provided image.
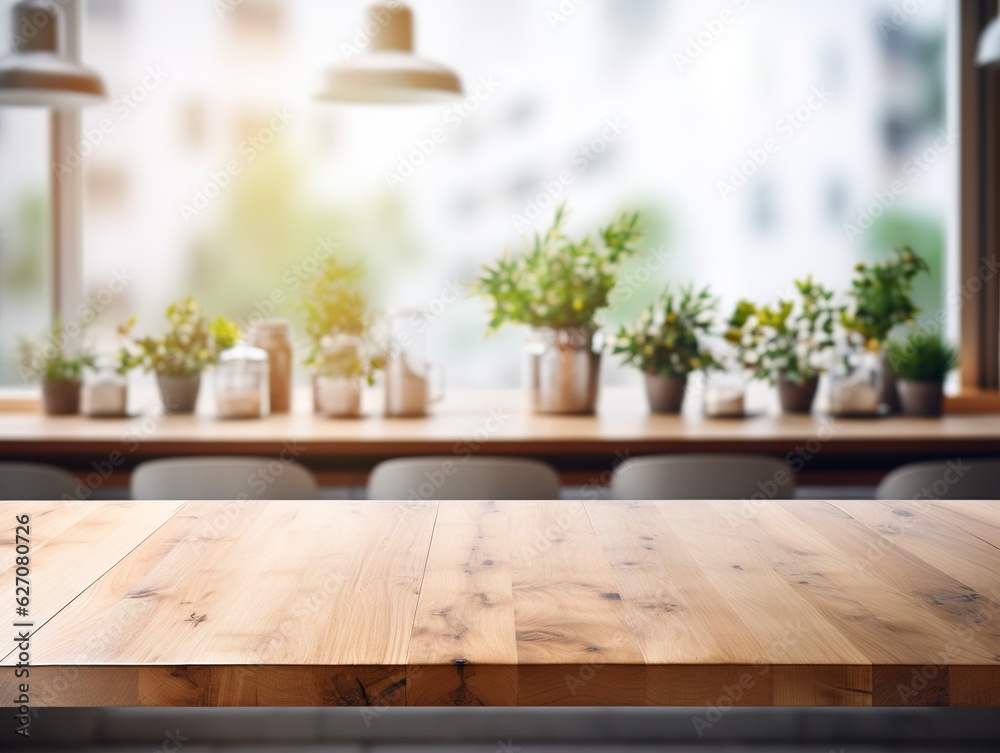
[876,459,1000,500]
[131,457,318,500]
[610,454,796,500]
[368,456,561,500]
[0,462,78,501]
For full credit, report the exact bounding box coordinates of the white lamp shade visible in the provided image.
[317,50,462,104]
[978,15,1000,68]
[316,3,461,104]
[0,0,106,107]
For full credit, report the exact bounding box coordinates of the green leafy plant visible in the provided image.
[122,298,238,377]
[295,256,380,380]
[476,205,642,332]
[614,286,718,377]
[887,332,958,382]
[112,316,146,376]
[841,246,929,349]
[17,320,96,382]
[724,277,840,385]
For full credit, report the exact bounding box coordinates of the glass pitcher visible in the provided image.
[383,309,444,418]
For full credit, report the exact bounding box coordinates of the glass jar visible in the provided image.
[829,348,884,417]
[82,361,128,418]
[249,320,293,414]
[215,343,270,419]
[703,369,749,417]
[384,309,444,418]
[314,334,365,418]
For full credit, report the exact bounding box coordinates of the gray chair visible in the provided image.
[131,457,318,500]
[0,462,79,500]
[368,456,562,500]
[610,454,796,500]
[876,459,1000,500]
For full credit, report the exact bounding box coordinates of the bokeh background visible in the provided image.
[0,0,957,388]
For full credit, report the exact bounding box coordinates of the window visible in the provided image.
[0,0,961,388]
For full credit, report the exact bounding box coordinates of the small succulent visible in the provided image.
[887,332,958,382]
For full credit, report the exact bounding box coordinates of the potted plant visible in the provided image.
[125,299,238,414]
[725,277,839,414]
[476,205,642,414]
[297,256,379,418]
[614,286,717,414]
[886,333,957,417]
[18,321,95,416]
[841,247,929,411]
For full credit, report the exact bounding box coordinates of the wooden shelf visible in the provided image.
[2,389,998,486]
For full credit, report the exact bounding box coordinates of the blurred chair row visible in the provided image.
[3,456,1000,501]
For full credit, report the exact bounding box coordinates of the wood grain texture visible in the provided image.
[407,500,517,706]
[2,499,999,707]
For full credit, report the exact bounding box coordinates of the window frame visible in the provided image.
[959,0,1000,392]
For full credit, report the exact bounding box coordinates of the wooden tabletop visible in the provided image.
[2,498,999,708]
[2,389,999,486]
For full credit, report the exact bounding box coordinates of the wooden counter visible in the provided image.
[2,498,999,707]
[1,389,998,486]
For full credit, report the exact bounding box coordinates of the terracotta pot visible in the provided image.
[897,379,944,418]
[156,374,201,414]
[777,374,819,414]
[644,373,687,414]
[42,379,81,415]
